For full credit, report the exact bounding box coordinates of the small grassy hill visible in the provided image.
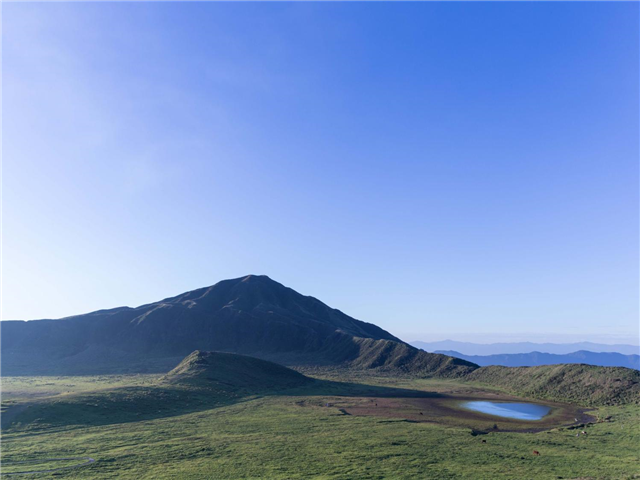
[163,350,313,392]
[467,363,640,406]
[3,352,314,431]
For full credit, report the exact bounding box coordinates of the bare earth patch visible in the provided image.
[297,391,593,433]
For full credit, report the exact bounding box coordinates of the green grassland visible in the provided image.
[2,371,639,479]
[466,364,640,407]
[2,375,161,401]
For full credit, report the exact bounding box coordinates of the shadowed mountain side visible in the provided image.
[4,275,431,375]
[467,364,640,407]
[268,334,477,376]
[3,275,637,408]
[346,338,476,377]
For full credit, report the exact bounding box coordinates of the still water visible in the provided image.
[462,401,550,420]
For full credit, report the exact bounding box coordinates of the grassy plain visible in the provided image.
[1,373,639,479]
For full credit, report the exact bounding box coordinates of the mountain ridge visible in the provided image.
[1,275,471,377]
[436,350,640,370]
[412,340,639,356]
[4,275,639,406]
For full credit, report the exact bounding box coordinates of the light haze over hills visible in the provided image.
[412,340,639,356]
[434,350,639,370]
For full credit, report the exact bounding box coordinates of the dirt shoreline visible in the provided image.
[298,391,593,433]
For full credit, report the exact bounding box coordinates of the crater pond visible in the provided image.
[461,401,551,420]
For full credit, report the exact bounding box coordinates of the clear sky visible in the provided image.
[3,2,638,344]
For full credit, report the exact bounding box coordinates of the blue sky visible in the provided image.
[3,2,638,344]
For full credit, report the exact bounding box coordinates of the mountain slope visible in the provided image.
[467,364,640,406]
[436,350,640,369]
[2,275,472,377]
[347,338,476,377]
[4,275,638,407]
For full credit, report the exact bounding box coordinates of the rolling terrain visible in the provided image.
[3,275,639,409]
[2,357,638,479]
[1,275,473,378]
[2,351,318,432]
[467,363,640,407]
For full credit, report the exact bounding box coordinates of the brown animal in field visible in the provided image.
[532,450,540,456]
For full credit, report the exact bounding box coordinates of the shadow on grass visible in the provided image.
[297,378,443,399]
[3,378,442,431]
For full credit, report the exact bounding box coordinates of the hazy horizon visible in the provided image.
[4,2,639,345]
[405,335,640,347]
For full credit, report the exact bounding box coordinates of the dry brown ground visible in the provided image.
[296,389,594,433]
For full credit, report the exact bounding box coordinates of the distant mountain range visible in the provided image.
[434,350,640,370]
[411,340,639,356]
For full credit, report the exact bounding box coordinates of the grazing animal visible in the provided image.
[481,440,487,443]
[533,450,540,456]
[419,412,423,415]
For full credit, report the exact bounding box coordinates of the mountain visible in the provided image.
[435,350,640,369]
[4,275,638,407]
[1,275,474,377]
[163,350,313,391]
[412,340,639,356]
